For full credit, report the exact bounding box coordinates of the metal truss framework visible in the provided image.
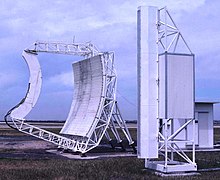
[149,118,197,172]
[5,41,135,154]
[157,7,192,54]
[146,7,197,173]
[26,41,100,57]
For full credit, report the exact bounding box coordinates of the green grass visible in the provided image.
[0,158,146,180]
[0,157,220,180]
[0,127,220,179]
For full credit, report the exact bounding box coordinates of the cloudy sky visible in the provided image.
[1,0,220,121]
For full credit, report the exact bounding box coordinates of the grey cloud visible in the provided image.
[1,0,220,120]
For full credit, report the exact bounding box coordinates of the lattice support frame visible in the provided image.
[138,6,197,173]
[154,7,197,172]
[5,41,135,154]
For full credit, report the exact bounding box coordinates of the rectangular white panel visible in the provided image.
[198,112,213,148]
[60,55,103,137]
[159,53,194,119]
[137,6,158,158]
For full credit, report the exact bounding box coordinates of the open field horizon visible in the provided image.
[0,126,220,179]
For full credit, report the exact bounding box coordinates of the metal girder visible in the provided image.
[156,119,197,171]
[26,41,100,57]
[138,6,197,173]
[157,7,192,54]
[149,7,197,173]
[5,41,135,154]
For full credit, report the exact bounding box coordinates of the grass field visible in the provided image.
[0,125,220,179]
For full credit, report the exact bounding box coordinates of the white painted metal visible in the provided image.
[138,6,197,173]
[26,41,99,57]
[157,7,192,54]
[162,101,217,149]
[158,53,194,119]
[60,55,104,137]
[152,118,197,173]
[198,112,209,147]
[5,41,135,154]
[111,102,134,146]
[194,102,215,148]
[10,51,42,120]
[137,6,158,158]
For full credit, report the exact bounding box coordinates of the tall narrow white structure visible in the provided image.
[137,6,158,158]
[138,6,197,173]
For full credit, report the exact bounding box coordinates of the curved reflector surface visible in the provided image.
[60,55,104,137]
[10,51,42,119]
